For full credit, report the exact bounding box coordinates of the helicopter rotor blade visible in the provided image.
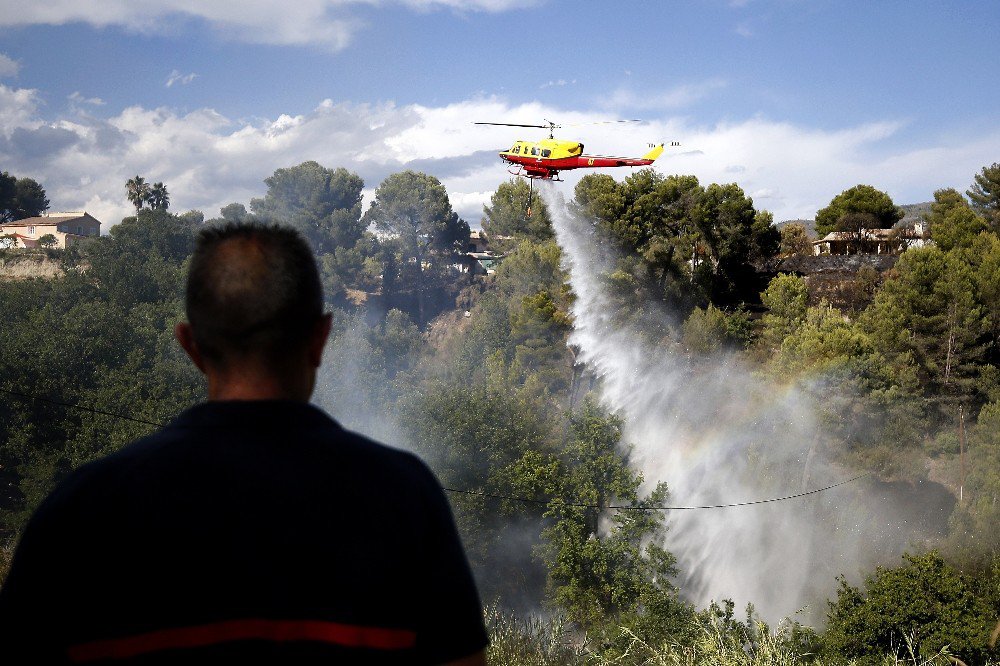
[473,122,553,129]
[562,119,644,128]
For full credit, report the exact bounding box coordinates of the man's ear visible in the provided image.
[175,322,208,374]
[308,313,333,368]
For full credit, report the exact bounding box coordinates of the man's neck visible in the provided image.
[206,369,313,402]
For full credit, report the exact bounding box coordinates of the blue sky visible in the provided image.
[1,0,998,227]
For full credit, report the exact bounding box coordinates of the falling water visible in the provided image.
[539,183,922,622]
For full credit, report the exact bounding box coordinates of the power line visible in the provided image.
[1,386,165,428]
[445,473,870,511]
[2,385,870,511]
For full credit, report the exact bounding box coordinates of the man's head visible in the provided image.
[175,222,332,401]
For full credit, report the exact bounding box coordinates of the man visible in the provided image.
[0,223,488,664]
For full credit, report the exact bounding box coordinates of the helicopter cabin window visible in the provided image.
[540,149,551,157]
[530,147,538,156]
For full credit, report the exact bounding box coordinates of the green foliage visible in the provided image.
[759,274,809,350]
[682,304,753,354]
[219,202,249,222]
[0,171,49,222]
[926,188,987,252]
[815,184,903,237]
[125,175,150,215]
[37,234,57,249]
[147,182,169,210]
[482,179,554,246]
[946,402,1000,565]
[780,222,814,257]
[502,401,687,633]
[0,212,203,533]
[967,162,1000,231]
[824,552,997,665]
[863,245,993,420]
[250,161,365,253]
[364,170,469,324]
[574,170,775,310]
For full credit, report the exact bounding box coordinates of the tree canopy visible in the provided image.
[814,184,903,237]
[967,162,1000,231]
[0,171,49,222]
[481,178,554,245]
[250,161,365,253]
[364,170,469,324]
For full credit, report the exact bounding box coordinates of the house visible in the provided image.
[455,230,507,276]
[812,222,929,256]
[0,212,102,249]
[467,230,490,253]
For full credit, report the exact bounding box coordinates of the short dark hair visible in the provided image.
[185,222,323,367]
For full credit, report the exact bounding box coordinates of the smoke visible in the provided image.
[539,183,933,623]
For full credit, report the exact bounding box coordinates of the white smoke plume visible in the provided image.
[539,183,933,623]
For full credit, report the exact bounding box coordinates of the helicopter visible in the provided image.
[474,119,676,181]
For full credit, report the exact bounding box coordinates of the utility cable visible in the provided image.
[444,472,870,511]
[2,385,870,511]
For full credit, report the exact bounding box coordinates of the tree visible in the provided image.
[147,182,169,211]
[682,304,752,354]
[219,203,249,222]
[863,246,992,419]
[125,176,150,216]
[824,552,996,665]
[932,206,988,252]
[37,234,57,249]
[481,179,553,245]
[363,171,469,325]
[511,402,684,632]
[759,273,808,350]
[250,161,365,253]
[1,172,49,222]
[925,188,986,251]
[967,162,1000,231]
[780,222,813,256]
[814,184,903,237]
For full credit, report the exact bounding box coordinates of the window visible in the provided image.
[541,149,551,157]
[530,147,538,156]
[513,146,520,154]
[77,226,83,234]
[28,226,35,235]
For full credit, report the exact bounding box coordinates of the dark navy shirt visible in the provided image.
[0,401,487,664]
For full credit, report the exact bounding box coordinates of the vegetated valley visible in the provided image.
[2,162,1000,665]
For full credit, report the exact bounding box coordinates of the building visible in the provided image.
[0,212,102,249]
[812,222,929,256]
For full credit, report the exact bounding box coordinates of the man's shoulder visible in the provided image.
[39,401,443,521]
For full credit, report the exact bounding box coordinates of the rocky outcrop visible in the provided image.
[0,253,65,280]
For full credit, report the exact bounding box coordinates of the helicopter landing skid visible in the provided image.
[506,165,562,182]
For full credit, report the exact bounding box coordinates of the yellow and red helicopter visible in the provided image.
[475,119,674,181]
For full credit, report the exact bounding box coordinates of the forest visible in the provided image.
[1,161,1000,665]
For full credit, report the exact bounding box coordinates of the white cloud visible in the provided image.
[165,70,199,88]
[0,84,40,128]
[68,91,106,106]
[0,0,538,50]
[0,53,19,78]
[540,79,575,89]
[602,79,728,112]
[735,22,753,38]
[1,83,998,232]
